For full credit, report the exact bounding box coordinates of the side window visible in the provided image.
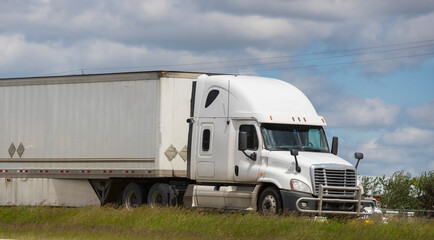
[239,125,258,150]
[202,129,211,151]
[205,90,219,108]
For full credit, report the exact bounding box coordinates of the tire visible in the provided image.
[122,183,144,209]
[258,187,282,214]
[147,183,175,207]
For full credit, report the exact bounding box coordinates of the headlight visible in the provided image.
[290,179,311,193]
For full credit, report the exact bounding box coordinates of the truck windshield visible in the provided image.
[261,123,329,152]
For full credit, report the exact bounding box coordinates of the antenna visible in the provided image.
[227,80,230,125]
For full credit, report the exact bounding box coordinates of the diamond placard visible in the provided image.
[17,143,25,158]
[8,143,16,158]
[178,145,188,162]
[164,144,178,161]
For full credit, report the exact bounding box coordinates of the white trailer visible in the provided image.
[0,71,372,215]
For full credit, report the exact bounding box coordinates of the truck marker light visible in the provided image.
[7,179,11,182]
[303,117,306,122]
[269,116,273,120]
[298,117,301,122]
[321,118,325,123]
[292,117,295,121]
[259,172,263,176]
[148,170,152,173]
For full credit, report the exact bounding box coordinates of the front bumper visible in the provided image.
[280,189,316,211]
[280,185,374,216]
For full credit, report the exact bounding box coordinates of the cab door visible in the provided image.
[234,121,262,182]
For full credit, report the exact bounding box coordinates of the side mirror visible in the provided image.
[238,132,247,151]
[355,152,363,169]
[290,149,301,173]
[238,131,256,161]
[331,136,338,155]
[355,152,363,160]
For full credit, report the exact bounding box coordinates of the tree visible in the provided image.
[360,171,433,212]
[379,171,418,209]
[415,171,434,211]
[360,175,382,196]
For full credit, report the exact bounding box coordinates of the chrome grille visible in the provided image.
[312,167,357,197]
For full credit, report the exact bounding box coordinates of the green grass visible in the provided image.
[0,206,432,240]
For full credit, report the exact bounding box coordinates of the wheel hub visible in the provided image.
[262,195,277,213]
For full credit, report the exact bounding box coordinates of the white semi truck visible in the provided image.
[0,71,371,215]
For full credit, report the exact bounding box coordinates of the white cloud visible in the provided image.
[283,72,401,127]
[1,0,433,74]
[380,127,434,146]
[385,12,434,44]
[349,127,434,176]
[326,98,400,127]
[429,161,434,171]
[406,100,434,128]
[0,34,228,77]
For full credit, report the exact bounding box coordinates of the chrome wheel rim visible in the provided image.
[262,195,277,213]
[151,192,163,207]
[125,191,139,210]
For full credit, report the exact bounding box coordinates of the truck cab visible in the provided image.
[187,75,365,215]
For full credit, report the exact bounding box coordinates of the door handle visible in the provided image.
[235,165,239,176]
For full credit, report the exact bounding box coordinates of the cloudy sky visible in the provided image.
[1,0,433,177]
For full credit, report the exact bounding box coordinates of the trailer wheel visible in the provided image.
[147,183,175,207]
[258,187,282,214]
[122,183,144,209]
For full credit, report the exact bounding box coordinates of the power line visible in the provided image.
[86,38,434,70]
[327,119,434,129]
[338,144,434,150]
[355,146,434,150]
[248,51,434,73]
[171,43,434,72]
[69,48,434,76]
[34,38,434,76]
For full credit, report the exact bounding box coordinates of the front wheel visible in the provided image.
[258,187,282,214]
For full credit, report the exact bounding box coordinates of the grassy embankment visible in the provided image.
[0,206,432,240]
